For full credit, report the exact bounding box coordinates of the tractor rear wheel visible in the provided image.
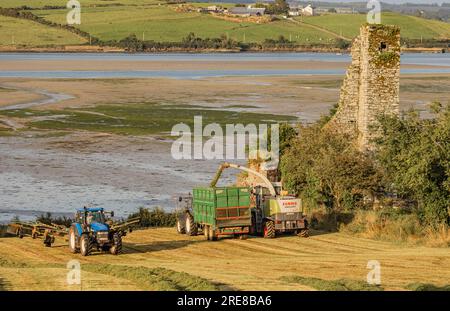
[80,233,92,256]
[203,225,210,240]
[110,233,122,255]
[185,213,198,236]
[68,226,78,253]
[176,217,186,234]
[263,221,275,239]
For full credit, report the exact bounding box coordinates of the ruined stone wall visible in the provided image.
[330,24,401,150]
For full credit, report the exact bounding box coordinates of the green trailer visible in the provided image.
[176,186,252,240]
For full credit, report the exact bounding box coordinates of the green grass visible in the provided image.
[32,6,335,44]
[0,0,162,8]
[1,2,448,46]
[406,283,450,291]
[0,127,14,137]
[0,15,86,46]
[300,12,450,40]
[82,264,231,291]
[280,275,384,291]
[12,103,296,136]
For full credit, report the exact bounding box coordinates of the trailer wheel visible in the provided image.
[16,228,24,239]
[68,226,78,253]
[110,233,122,255]
[176,217,186,234]
[80,233,92,256]
[209,226,218,241]
[185,213,198,236]
[43,232,53,247]
[263,221,275,239]
[203,225,210,240]
[250,213,257,236]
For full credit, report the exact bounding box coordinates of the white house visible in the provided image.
[302,4,315,16]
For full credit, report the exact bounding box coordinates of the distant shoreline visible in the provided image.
[0,46,447,54]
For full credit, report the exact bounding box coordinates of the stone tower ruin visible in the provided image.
[330,24,401,150]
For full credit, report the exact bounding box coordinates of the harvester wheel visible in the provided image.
[203,225,210,240]
[298,229,309,238]
[110,233,122,255]
[263,221,275,239]
[185,213,198,236]
[209,226,218,241]
[68,226,78,253]
[239,234,248,240]
[80,234,92,256]
[176,217,186,234]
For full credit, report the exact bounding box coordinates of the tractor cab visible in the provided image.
[75,207,113,228]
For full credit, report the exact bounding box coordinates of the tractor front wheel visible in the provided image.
[110,233,122,255]
[80,234,92,256]
[68,227,78,253]
[185,213,198,236]
[263,221,275,239]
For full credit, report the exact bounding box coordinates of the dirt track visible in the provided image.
[0,228,449,291]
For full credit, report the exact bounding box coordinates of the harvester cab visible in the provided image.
[68,207,122,256]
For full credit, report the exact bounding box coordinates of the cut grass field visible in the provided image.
[0,227,449,291]
[1,1,449,46]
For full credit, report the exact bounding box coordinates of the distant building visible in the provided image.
[315,7,356,15]
[206,5,223,13]
[229,7,266,17]
[302,4,315,16]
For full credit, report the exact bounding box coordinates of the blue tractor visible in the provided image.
[68,207,122,256]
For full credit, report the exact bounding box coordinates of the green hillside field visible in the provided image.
[0,0,449,47]
[0,15,86,46]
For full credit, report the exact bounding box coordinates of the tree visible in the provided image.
[375,104,450,227]
[335,38,351,50]
[266,0,289,15]
[280,123,382,211]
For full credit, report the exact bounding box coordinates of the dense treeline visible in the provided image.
[280,104,450,238]
[36,212,73,227]
[128,207,177,227]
